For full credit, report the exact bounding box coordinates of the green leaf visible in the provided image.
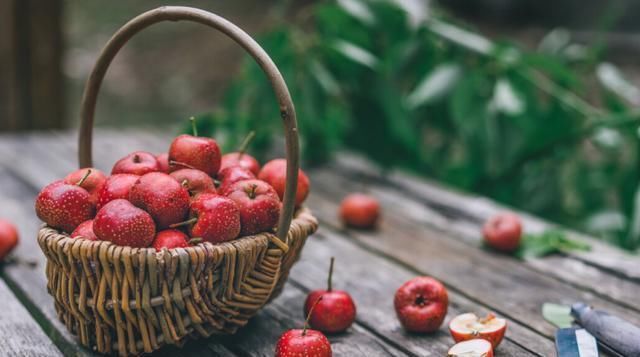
[488,78,525,116]
[337,0,375,25]
[406,63,462,108]
[542,303,573,328]
[331,40,379,69]
[597,62,640,105]
[516,229,591,259]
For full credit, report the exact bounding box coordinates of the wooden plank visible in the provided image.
[0,278,63,356]
[333,154,640,280]
[304,168,640,339]
[288,228,548,356]
[325,155,640,310]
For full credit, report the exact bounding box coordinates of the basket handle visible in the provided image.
[78,6,300,244]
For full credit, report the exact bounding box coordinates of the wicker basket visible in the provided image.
[37,6,317,356]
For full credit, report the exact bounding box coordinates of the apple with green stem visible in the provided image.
[64,168,106,206]
[304,257,356,333]
[168,117,221,176]
[223,179,280,236]
[171,193,241,243]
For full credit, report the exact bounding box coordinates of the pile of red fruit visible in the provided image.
[35,126,310,251]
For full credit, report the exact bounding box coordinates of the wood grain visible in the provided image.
[305,168,640,337]
[0,278,63,356]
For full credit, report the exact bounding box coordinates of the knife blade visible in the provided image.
[556,327,599,357]
[543,302,640,357]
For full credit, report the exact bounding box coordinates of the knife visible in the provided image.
[543,302,640,357]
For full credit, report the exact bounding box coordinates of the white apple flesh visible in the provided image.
[447,339,494,357]
[449,312,507,348]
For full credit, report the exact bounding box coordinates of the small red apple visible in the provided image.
[394,276,449,333]
[151,229,189,251]
[111,151,159,176]
[0,219,19,261]
[170,169,216,197]
[129,172,190,229]
[35,180,95,233]
[448,339,493,357]
[70,220,98,241]
[96,174,139,210]
[217,166,256,193]
[483,212,522,253]
[339,193,380,229]
[93,199,156,247]
[220,153,260,176]
[156,153,170,173]
[64,168,106,206]
[223,179,281,236]
[275,297,332,357]
[449,313,506,349]
[304,257,356,333]
[174,193,241,244]
[168,122,221,176]
[258,158,310,207]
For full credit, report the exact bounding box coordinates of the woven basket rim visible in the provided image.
[39,207,315,255]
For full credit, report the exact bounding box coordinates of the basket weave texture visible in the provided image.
[38,208,317,355]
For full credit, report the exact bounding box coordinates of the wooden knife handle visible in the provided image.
[571,302,640,356]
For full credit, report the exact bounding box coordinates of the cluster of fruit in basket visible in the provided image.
[34,123,310,250]
[274,257,507,357]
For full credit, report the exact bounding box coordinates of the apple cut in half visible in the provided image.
[449,313,507,348]
[448,339,494,357]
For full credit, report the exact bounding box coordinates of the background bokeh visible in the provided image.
[3,0,640,251]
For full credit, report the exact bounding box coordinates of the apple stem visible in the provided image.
[237,131,256,158]
[302,296,323,336]
[76,169,92,186]
[169,217,197,228]
[190,116,198,136]
[327,257,335,292]
[248,184,258,199]
[170,160,197,170]
[188,237,203,245]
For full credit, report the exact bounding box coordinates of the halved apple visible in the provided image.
[448,339,494,357]
[449,312,507,348]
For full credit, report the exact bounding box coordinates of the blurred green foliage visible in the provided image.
[196,0,640,250]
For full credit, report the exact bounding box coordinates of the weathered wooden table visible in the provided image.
[0,129,639,356]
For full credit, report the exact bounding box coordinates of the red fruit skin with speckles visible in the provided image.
[394,276,448,333]
[220,152,260,175]
[189,193,240,243]
[156,153,170,173]
[129,172,190,229]
[217,166,255,193]
[275,329,332,357]
[151,229,189,251]
[304,290,356,333]
[0,219,19,261]
[64,168,107,206]
[258,159,310,207]
[111,151,159,176]
[93,199,156,247]
[96,174,140,210]
[168,134,221,176]
[223,179,281,236]
[35,180,95,233]
[71,220,98,241]
[170,169,216,197]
